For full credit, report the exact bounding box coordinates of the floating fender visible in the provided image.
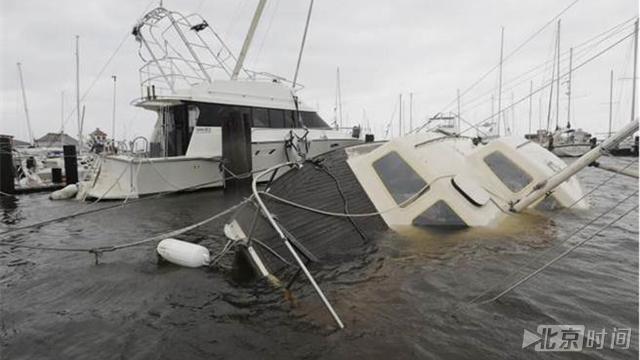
[156,238,211,268]
[49,184,78,200]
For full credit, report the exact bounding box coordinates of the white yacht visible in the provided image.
[82,6,362,200]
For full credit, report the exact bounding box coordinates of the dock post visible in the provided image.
[51,168,63,184]
[0,135,15,194]
[63,145,79,185]
[222,112,252,196]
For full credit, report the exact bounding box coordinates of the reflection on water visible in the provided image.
[0,157,638,359]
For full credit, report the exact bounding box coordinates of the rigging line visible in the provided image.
[482,202,638,304]
[467,189,638,305]
[459,30,635,136]
[437,0,581,114]
[452,20,636,117]
[58,0,158,133]
[417,16,635,132]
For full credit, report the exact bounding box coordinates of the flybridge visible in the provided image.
[132,5,290,97]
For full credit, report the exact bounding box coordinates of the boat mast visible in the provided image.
[554,20,561,130]
[609,69,614,137]
[497,26,505,137]
[60,91,64,134]
[630,18,638,123]
[409,92,413,133]
[75,35,82,150]
[111,75,117,141]
[337,67,343,128]
[231,0,267,80]
[456,89,461,133]
[399,93,403,136]
[528,81,533,133]
[546,21,559,132]
[16,62,34,145]
[292,0,314,88]
[512,120,639,212]
[566,47,573,128]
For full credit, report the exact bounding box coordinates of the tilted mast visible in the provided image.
[231,0,267,80]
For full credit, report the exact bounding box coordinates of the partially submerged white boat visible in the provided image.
[82,6,362,200]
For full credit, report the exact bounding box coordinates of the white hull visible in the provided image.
[552,144,591,157]
[83,135,360,200]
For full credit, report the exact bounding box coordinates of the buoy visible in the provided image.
[156,238,210,268]
[49,184,78,200]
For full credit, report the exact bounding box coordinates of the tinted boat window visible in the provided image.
[269,109,285,128]
[284,110,295,128]
[300,111,331,129]
[252,108,269,127]
[412,200,467,228]
[483,151,532,192]
[373,151,427,204]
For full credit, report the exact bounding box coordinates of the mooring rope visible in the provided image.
[0,198,250,263]
[467,189,638,305]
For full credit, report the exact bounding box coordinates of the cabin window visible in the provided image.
[300,111,331,129]
[252,108,269,127]
[269,109,285,128]
[372,151,427,204]
[412,200,467,228]
[483,151,532,192]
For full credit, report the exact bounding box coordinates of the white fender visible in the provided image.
[156,238,211,268]
[49,184,79,200]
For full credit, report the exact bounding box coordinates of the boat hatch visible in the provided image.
[412,200,467,228]
[451,175,490,206]
[483,151,532,193]
[372,151,427,205]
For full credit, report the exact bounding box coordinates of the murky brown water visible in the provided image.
[0,156,637,359]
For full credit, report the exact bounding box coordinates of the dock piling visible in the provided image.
[0,135,15,195]
[63,145,79,185]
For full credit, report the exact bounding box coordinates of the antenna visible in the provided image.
[111,75,117,141]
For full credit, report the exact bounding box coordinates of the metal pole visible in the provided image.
[555,20,561,130]
[409,92,413,133]
[609,69,614,137]
[566,47,573,128]
[399,94,403,136]
[60,90,65,134]
[111,75,117,141]
[630,18,638,123]
[456,89,461,134]
[16,62,34,145]
[497,26,504,137]
[528,81,533,133]
[512,120,639,212]
[231,0,267,80]
[292,0,314,88]
[75,35,82,150]
[337,67,343,128]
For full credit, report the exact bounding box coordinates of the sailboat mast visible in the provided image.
[61,91,65,134]
[16,62,34,145]
[609,69,614,137]
[630,18,638,123]
[409,92,413,133]
[546,21,559,132]
[457,89,461,133]
[554,20,561,130]
[111,75,117,141]
[566,47,573,128]
[399,93,403,137]
[528,81,533,133]
[231,0,267,80]
[292,0,314,88]
[75,35,82,150]
[497,26,505,137]
[337,67,343,128]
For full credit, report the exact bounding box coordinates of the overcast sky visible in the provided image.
[0,0,636,143]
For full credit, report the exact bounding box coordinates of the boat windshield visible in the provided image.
[372,151,427,204]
